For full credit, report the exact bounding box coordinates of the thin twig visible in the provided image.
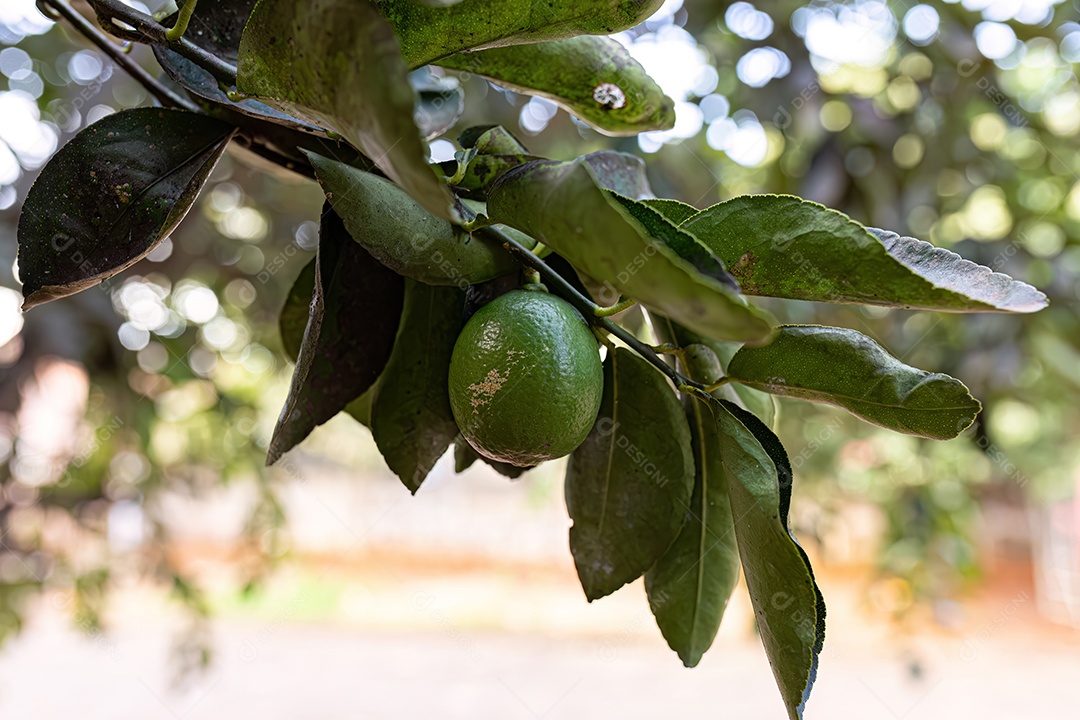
[479,225,705,391]
[43,0,199,112]
[86,0,238,85]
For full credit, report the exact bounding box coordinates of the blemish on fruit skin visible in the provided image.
[468,367,507,412]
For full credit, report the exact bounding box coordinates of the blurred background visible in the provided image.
[1,0,1079,717]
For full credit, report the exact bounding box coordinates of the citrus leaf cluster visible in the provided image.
[15,1,1049,716]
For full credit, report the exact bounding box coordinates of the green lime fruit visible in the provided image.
[448,290,604,467]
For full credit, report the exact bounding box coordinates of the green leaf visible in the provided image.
[680,195,1047,313]
[436,37,674,136]
[644,346,740,667]
[453,434,527,479]
[17,108,234,309]
[459,125,528,154]
[236,0,455,220]
[608,193,734,287]
[714,398,824,720]
[566,347,694,601]
[279,257,376,427]
[640,197,699,226]
[268,203,405,464]
[371,281,465,492]
[727,324,981,439]
[486,158,775,343]
[305,151,525,285]
[376,0,665,68]
[279,257,316,362]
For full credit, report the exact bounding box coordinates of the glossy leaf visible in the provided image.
[305,151,524,284]
[566,348,694,601]
[371,281,465,493]
[153,1,322,133]
[268,203,404,464]
[436,37,674,136]
[377,0,665,67]
[487,158,775,343]
[727,325,981,439]
[715,398,824,720]
[17,108,234,309]
[644,347,740,667]
[680,195,1047,313]
[278,257,376,427]
[237,0,455,220]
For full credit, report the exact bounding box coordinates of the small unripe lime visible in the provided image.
[448,290,604,466]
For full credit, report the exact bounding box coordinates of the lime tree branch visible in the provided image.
[480,225,706,393]
[38,0,199,111]
[84,0,238,85]
[38,0,319,179]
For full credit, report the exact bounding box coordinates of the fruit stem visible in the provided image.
[480,225,707,392]
[164,0,198,42]
[594,297,637,317]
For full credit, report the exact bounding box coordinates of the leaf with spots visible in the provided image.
[268,203,404,464]
[680,195,1047,313]
[436,36,674,136]
[237,0,455,220]
[17,108,234,309]
[376,0,665,67]
[371,281,465,493]
[726,324,981,439]
[566,347,694,601]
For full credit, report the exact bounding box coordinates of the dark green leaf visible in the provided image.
[713,398,824,720]
[153,1,323,133]
[279,257,317,362]
[680,195,1047,313]
[279,256,376,427]
[727,324,981,439]
[436,37,674,136]
[486,158,775,343]
[410,68,465,140]
[17,108,234,309]
[376,0,665,67]
[237,0,455,220]
[608,193,735,288]
[371,281,465,493]
[449,126,537,196]
[268,203,404,464]
[304,151,525,285]
[583,151,654,200]
[566,348,694,601]
[640,197,699,226]
[644,348,740,667]
[459,125,528,154]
